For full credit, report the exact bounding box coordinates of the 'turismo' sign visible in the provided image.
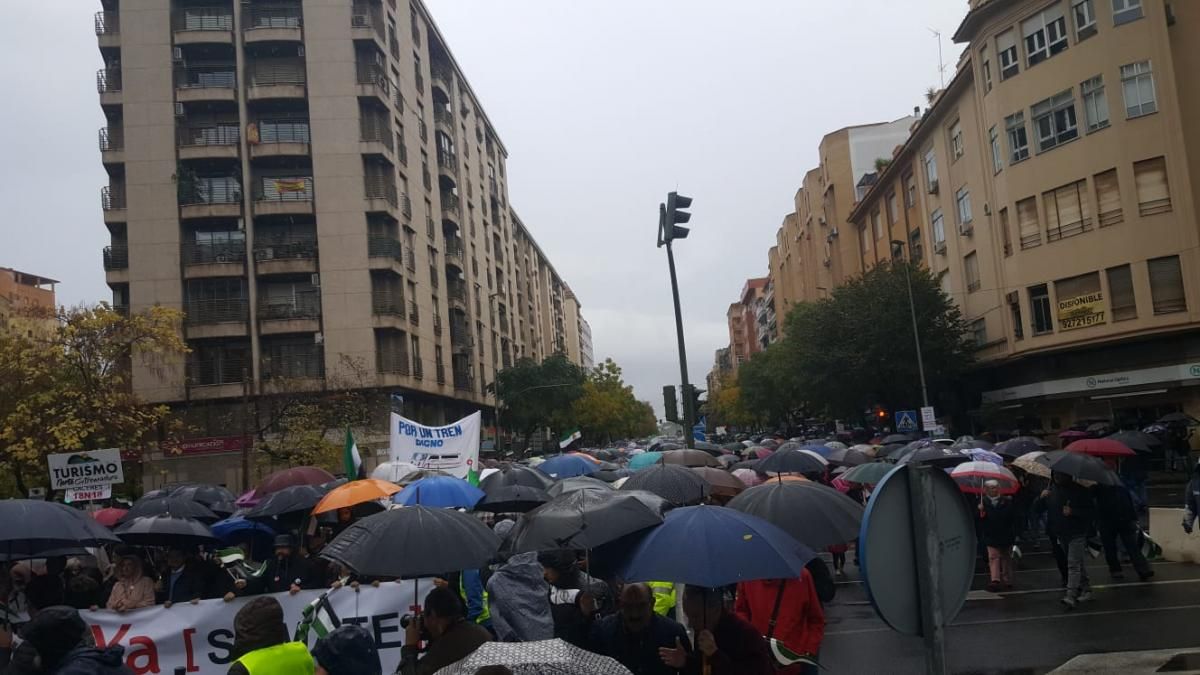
[48,448,125,490]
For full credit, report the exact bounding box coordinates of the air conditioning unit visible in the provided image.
[1005,291,1019,305]
[257,247,275,261]
[174,102,186,117]
[310,273,321,287]
[958,223,974,237]
[351,14,369,27]
[172,47,184,62]
[928,179,939,194]
[215,253,230,264]
[314,332,324,344]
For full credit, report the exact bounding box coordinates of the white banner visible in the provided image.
[48,448,125,490]
[389,412,482,480]
[83,582,429,674]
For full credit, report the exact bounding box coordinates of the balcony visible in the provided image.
[244,5,303,43]
[262,345,324,381]
[433,314,443,336]
[360,116,394,156]
[97,68,121,105]
[173,7,234,44]
[185,298,249,338]
[447,281,467,310]
[99,126,124,164]
[180,178,242,219]
[453,370,472,392]
[368,236,403,261]
[103,245,128,271]
[258,291,321,334]
[95,11,119,47]
[440,191,461,219]
[101,185,126,222]
[182,240,246,278]
[247,60,306,101]
[433,107,454,132]
[350,3,385,43]
[175,67,236,103]
[255,236,317,275]
[431,62,452,94]
[356,63,389,103]
[253,176,313,215]
[435,363,446,385]
[364,176,399,211]
[187,348,248,389]
[371,290,407,329]
[251,119,311,159]
[445,236,464,266]
[450,321,471,351]
[436,149,458,177]
[177,124,239,160]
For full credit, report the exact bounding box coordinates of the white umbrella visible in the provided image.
[434,639,632,675]
[1013,451,1051,478]
[370,461,421,483]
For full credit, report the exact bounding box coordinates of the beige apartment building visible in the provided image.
[0,268,58,338]
[95,0,586,485]
[846,0,1200,433]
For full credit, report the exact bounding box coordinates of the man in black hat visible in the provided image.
[260,534,317,594]
[312,624,381,675]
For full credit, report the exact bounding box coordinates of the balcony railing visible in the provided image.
[377,346,411,375]
[365,177,398,206]
[415,71,424,93]
[174,7,234,31]
[262,347,324,380]
[95,11,119,35]
[401,194,413,220]
[175,66,236,89]
[97,68,122,93]
[177,124,239,147]
[367,236,403,260]
[180,178,242,205]
[433,314,443,335]
[440,191,461,215]
[254,177,313,201]
[188,351,248,386]
[436,149,458,172]
[445,237,464,260]
[254,235,316,261]
[404,248,416,272]
[356,63,389,92]
[247,6,302,28]
[433,107,453,128]
[257,119,310,144]
[183,240,246,265]
[101,185,126,210]
[409,301,420,325]
[249,60,306,86]
[372,290,406,317]
[99,127,124,151]
[447,282,466,305]
[360,116,394,150]
[185,298,249,324]
[351,3,384,39]
[113,303,130,317]
[450,322,472,348]
[453,371,472,392]
[103,245,129,271]
[258,291,321,320]
[412,358,423,379]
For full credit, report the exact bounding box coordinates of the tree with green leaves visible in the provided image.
[571,358,657,444]
[492,354,586,454]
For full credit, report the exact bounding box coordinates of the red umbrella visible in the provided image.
[256,466,335,496]
[1066,438,1135,457]
[91,507,128,528]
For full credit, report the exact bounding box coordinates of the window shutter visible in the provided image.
[997,30,1016,54]
[1134,156,1171,216]
[1017,197,1041,249]
[1106,265,1136,321]
[1148,255,1186,314]
[1094,169,1123,226]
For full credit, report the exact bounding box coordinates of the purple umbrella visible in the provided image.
[964,448,1005,466]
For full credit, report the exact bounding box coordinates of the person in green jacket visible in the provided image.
[227,596,315,675]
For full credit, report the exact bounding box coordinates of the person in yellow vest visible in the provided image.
[458,569,493,633]
[648,581,677,617]
[227,596,315,675]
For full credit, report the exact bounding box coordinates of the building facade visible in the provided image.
[0,268,57,338]
[95,0,587,486]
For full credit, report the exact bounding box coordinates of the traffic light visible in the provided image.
[657,192,693,247]
[689,385,706,417]
[663,385,679,423]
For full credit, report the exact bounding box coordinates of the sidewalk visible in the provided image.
[1051,648,1200,673]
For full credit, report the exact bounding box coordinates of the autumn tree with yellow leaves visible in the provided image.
[570,358,658,445]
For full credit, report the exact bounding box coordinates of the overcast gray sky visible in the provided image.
[1,0,966,416]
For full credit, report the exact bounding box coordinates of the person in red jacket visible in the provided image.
[734,570,825,674]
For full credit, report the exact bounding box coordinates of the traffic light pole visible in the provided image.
[665,238,694,446]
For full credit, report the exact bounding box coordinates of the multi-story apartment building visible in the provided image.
[0,268,57,338]
[578,316,594,370]
[847,0,1200,432]
[755,278,777,349]
[94,0,587,485]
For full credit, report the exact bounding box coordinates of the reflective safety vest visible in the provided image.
[460,573,491,625]
[235,642,315,675]
[648,581,676,616]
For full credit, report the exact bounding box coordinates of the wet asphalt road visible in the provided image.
[820,542,1200,674]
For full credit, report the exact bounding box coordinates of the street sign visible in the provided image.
[860,463,975,673]
[895,410,918,434]
[48,448,124,491]
[921,406,937,430]
[65,485,112,503]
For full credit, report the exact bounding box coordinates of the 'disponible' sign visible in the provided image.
[1057,291,1106,331]
[48,448,124,490]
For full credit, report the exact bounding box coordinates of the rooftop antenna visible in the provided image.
[928,27,945,89]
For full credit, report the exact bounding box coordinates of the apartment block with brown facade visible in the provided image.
[0,268,58,338]
[95,0,586,486]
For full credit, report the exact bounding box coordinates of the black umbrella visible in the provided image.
[727,481,864,549]
[0,500,120,560]
[593,468,633,483]
[775,441,803,453]
[113,515,216,547]
[994,436,1050,459]
[593,449,620,462]
[206,500,237,516]
[481,465,554,492]
[731,459,761,471]
[1158,412,1199,426]
[880,434,914,445]
[1038,450,1121,486]
[1106,430,1161,454]
[757,448,826,475]
[948,440,993,452]
[475,485,552,513]
[242,484,327,521]
[547,476,612,497]
[322,506,501,578]
[508,489,667,553]
[901,446,970,468]
[121,497,218,523]
[169,484,236,506]
[619,464,710,507]
[660,449,721,467]
[826,447,871,467]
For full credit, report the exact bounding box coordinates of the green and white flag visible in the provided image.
[559,428,582,449]
[343,426,363,479]
[768,637,822,669]
[295,590,341,643]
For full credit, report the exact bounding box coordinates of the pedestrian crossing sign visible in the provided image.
[895,410,918,433]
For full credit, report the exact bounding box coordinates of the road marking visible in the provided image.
[832,559,1185,586]
[825,602,1200,636]
[995,576,1200,597]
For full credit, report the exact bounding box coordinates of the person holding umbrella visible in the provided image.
[658,586,771,675]
[588,582,690,675]
[261,534,317,594]
[105,554,154,613]
[1182,459,1200,535]
[539,550,612,648]
[977,480,1019,592]
[1039,472,1096,609]
[734,572,825,674]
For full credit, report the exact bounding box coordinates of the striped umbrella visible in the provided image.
[950,461,1019,495]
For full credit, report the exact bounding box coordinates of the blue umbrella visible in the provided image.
[802,444,834,458]
[536,454,600,479]
[393,476,485,509]
[628,451,664,471]
[211,516,275,542]
[618,505,815,588]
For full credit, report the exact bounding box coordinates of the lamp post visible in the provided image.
[488,291,505,453]
[891,240,929,409]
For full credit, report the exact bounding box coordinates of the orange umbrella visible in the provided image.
[312,479,400,515]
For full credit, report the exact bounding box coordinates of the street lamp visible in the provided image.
[891,240,929,409]
[488,291,505,453]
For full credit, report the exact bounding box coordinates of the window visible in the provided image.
[1017,196,1041,249]
[971,318,988,346]
[1006,112,1029,163]
[1134,156,1171,215]
[1043,179,1091,241]
[1074,0,1098,39]
[989,126,1003,174]
[949,120,964,159]
[1009,294,1024,340]
[909,227,923,262]
[923,148,938,192]
[999,207,1013,256]
[1107,264,1137,321]
[1055,272,1104,331]
[905,174,917,208]
[1148,255,1186,314]
[956,189,974,228]
[981,48,993,92]
[1112,0,1143,25]
[1032,90,1078,152]
[1023,5,1068,67]
[871,210,883,241]
[1080,76,1109,132]
[887,192,899,225]
[965,252,981,292]
[931,209,946,249]
[1029,284,1054,334]
[998,29,1019,80]
[1094,168,1123,226]
[859,224,870,255]
[1121,61,1157,118]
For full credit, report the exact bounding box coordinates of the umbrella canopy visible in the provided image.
[211,515,275,544]
[256,466,336,496]
[90,507,128,528]
[825,441,848,451]
[1039,450,1121,486]
[114,516,216,547]
[121,497,218,523]
[628,452,664,471]
[537,454,600,478]
[323,506,500,578]
[508,489,666,553]
[722,442,746,452]
[1066,438,1135,457]
[691,467,747,497]
[432,639,632,675]
[660,449,720,468]
[841,462,895,486]
[826,447,871,467]
[481,465,555,491]
[547,476,613,497]
[169,484,235,506]
[1012,451,1052,478]
[757,448,827,475]
[901,446,971,468]
[746,447,773,460]
[1058,429,1092,440]
[1104,431,1160,454]
[592,468,633,483]
[243,484,328,521]
[964,449,1005,466]
[314,479,401,514]
[693,440,723,454]
[849,444,878,456]
[799,449,830,466]
[951,462,1019,495]
[618,464,710,507]
[994,437,1049,459]
[880,434,914,445]
[1158,412,1200,426]
[476,485,552,513]
[801,444,834,458]
[727,480,864,549]
[370,461,422,483]
[234,489,260,508]
[393,476,484,509]
[0,501,120,560]
[618,505,815,588]
[732,468,763,487]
